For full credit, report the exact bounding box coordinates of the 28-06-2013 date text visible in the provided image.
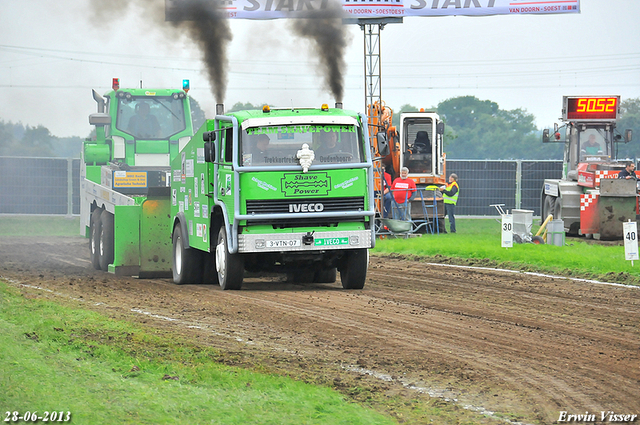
[4,411,71,422]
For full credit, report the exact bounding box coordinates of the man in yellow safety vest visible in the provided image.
[440,174,459,233]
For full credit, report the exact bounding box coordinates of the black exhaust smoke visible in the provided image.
[289,0,351,103]
[89,1,352,107]
[89,0,231,104]
[170,1,232,104]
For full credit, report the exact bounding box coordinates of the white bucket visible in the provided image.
[546,219,565,246]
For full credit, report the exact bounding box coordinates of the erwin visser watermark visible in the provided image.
[558,411,638,422]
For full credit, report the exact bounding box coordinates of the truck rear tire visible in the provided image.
[216,226,244,290]
[340,249,368,289]
[99,210,114,271]
[314,267,337,283]
[90,208,102,270]
[287,269,314,284]
[172,225,203,284]
[202,250,220,285]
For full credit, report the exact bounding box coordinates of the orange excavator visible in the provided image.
[368,101,447,230]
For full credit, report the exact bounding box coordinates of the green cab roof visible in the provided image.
[104,88,188,97]
[226,106,361,126]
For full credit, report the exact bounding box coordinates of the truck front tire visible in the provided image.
[216,226,244,290]
[340,249,368,289]
[172,225,203,284]
[90,208,102,270]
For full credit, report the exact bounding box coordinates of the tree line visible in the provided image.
[394,96,640,160]
[0,97,637,160]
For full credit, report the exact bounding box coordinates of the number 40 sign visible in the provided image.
[623,221,639,264]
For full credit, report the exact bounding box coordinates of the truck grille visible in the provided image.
[246,197,365,214]
[245,197,366,228]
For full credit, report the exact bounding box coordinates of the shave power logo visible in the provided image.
[282,172,331,197]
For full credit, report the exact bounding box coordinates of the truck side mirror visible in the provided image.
[376,132,390,157]
[625,129,633,143]
[89,113,111,126]
[204,141,215,163]
[436,121,445,135]
[202,131,216,162]
[542,129,550,143]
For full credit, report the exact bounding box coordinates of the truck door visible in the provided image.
[216,125,236,224]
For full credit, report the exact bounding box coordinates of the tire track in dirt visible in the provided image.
[364,266,640,412]
[225,278,637,419]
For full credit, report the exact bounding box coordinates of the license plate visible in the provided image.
[314,237,349,247]
[266,239,301,248]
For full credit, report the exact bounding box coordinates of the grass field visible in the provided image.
[372,218,640,286]
[0,215,80,236]
[0,283,397,425]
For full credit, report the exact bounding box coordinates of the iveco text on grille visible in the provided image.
[289,203,325,213]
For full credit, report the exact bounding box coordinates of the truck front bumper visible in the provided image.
[237,230,373,253]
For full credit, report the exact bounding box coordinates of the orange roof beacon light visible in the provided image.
[321,104,329,111]
[112,78,120,91]
[182,79,190,93]
[262,105,271,113]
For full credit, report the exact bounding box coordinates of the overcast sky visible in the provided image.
[1,1,639,138]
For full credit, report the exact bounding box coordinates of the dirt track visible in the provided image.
[1,236,639,424]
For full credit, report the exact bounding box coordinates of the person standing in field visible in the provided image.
[440,173,459,233]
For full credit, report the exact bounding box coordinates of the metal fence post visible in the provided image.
[67,158,73,217]
[515,160,522,209]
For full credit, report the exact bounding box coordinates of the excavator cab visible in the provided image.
[400,113,444,181]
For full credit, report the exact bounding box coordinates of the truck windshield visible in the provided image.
[240,124,364,166]
[403,119,433,174]
[116,96,186,140]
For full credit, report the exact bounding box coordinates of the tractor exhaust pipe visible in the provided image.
[335,102,343,109]
[92,90,106,113]
[216,104,224,115]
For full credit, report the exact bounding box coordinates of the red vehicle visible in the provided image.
[541,96,635,240]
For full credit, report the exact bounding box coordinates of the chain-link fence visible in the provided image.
[447,160,563,216]
[0,157,563,217]
[0,157,80,215]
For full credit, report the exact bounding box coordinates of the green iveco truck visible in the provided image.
[171,103,375,289]
[83,82,375,289]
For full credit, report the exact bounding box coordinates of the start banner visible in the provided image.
[166,0,580,20]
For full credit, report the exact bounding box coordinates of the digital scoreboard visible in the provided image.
[563,96,620,121]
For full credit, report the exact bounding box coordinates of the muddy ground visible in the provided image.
[1,236,639,424]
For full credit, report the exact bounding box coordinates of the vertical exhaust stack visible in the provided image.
[216,104,225,115]
[335,102,343,109]
[92,90,106,113]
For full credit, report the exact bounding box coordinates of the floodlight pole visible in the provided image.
[346,18,402,224]
[349,18,402,146]
[361,22,382,130]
